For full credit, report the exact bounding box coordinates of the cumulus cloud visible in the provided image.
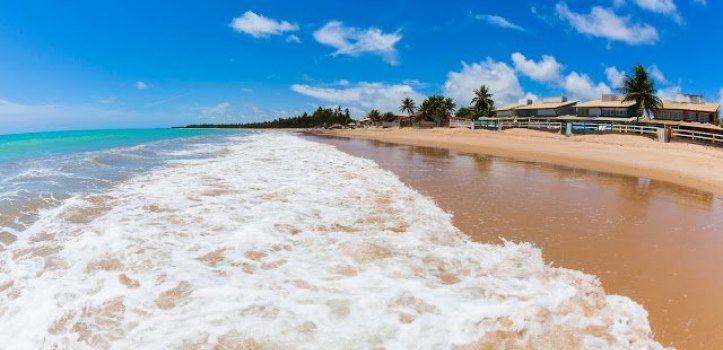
[474,14,524,31]
[443,59,534,106]
[632,0,683,22]
[605,66,626,89]
[313,21,402,65]
[555,2,659,45]
[562,72,612,101]
[230,11,298,38]
[135,81,148,90]
[291,81,424,114]
[511,53,564,83]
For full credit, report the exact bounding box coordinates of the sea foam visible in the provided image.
[0,134,666,349]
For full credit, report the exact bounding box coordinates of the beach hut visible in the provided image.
[655,95,720,124]
[576,94,637,118]
[492,99,534,118]
[514,97,578,118]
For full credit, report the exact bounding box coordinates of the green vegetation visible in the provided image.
[182,106,353,129]
[471,85,495,118]
[399,97,416,117]
[455,107,476,119]
[366,109,382,126]
[418,95,456,121]
[620,65,663,122]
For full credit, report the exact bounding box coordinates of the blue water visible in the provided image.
[0,128,251,242]
[0,128,244,163]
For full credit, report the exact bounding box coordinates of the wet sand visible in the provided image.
[309,135,723,349]
[309,128,723,195]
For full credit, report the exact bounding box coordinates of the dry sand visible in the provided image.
[308,127,723,195]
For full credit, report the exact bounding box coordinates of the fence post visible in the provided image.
[565,122,572,137]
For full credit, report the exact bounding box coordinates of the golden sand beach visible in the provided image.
[309,127,723,195]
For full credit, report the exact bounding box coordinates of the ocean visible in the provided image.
[0,129,663,348]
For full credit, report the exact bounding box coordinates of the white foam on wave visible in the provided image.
[0,134,666,349]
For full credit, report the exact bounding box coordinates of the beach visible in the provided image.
[308,127,723,195]
[0,131,668,349]
[307,130,723,349]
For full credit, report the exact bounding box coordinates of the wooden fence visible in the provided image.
[449,118,723,146]
[671,128,723,144]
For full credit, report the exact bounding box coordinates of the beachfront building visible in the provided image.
[492,99,534,118]
[576,94,637,118]
[656,95,720,124]
[514,97,578,118]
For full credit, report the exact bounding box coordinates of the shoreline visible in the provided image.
[303,127,723,195]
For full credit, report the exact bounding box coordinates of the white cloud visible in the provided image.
[647,64,668,84]
[474,14,524,31]
[286,34,301,43]
[230,11,298,38]
[291,81,423,114]
[135,81,148,90]
[632,0,683,22]
[562,72,612,101]
[658,85,682,101]
[555,2,659,45]
[718,88,723,105]
[511,52,564,83]
[443,58,534,106]
[692,0,707,5]
[313,21,402,65]
[605,66,626,89]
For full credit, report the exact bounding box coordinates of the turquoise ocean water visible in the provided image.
[0,128,249,243]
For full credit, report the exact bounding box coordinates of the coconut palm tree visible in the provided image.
[367,109,382,126]
[444,97,456,115]
[619,65,662,123]
[400,97,416,117]
[456,107,475,119]
[471,85,495,118]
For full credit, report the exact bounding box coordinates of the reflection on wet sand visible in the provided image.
[312,135,723,349]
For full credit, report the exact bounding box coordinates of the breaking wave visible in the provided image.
[0,134,665,349]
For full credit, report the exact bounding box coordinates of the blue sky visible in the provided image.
[0,0,721,133]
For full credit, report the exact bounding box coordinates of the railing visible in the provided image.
[510,120,563,130]
[449,119,723,146]
[449,119,474,128]
[671,128,723,144]
[611,124,658,136]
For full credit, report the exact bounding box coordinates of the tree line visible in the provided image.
[182,106,354,129]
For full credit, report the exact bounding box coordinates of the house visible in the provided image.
[656,95,720,124]
[514,97,578,118]
[493,99,534,118]
[576,94,637,118]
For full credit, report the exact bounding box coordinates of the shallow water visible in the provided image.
[0,128,248,243]
[313,135,723,349]
[0,132,662,349]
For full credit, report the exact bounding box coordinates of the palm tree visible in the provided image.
[471,85,495,118]
[620,65,662,123]
[400,97,416,117]
[367,109,381,126]
[455,107,475,119]
[444,97,456,115]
